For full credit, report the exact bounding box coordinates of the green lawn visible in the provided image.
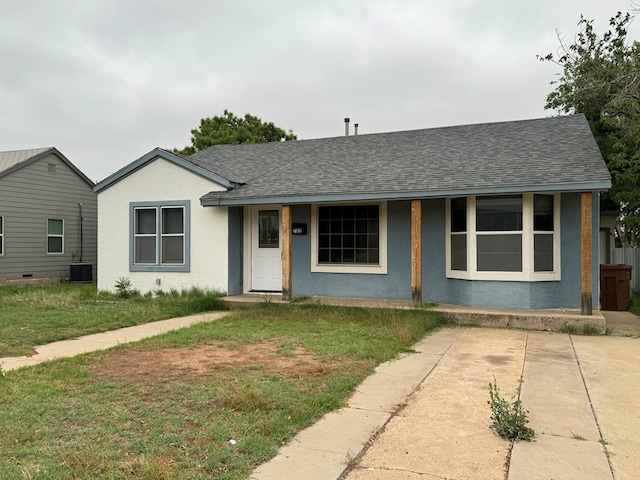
[0,284,227,357]
[0,285,449,480]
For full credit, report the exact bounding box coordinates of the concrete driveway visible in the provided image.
[253,327,640,480]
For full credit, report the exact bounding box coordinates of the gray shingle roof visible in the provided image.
[190,114,611,205]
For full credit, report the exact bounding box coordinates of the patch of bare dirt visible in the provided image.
[88,341,338,386]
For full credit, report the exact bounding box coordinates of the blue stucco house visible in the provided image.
[95,114,611,312]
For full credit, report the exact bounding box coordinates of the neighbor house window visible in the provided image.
[129,201,190,272]
[311,202,387,274]
[47,219,64,254]
[0,216,4,255]
[446,194,560,281]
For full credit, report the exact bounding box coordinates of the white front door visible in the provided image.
[251,207,282,291]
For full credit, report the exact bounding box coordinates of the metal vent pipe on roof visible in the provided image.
[344,117,350,136]
[354,123,359,135]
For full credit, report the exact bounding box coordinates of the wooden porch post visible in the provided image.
[411,199,422,307]
[581,192,593,315]
[281,205,292,301]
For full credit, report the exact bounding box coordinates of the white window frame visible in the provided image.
[129,201,190,272]
[46,218,64,255]
[446,194,561,281]
[0,216,4,255]
[311,201,388,274]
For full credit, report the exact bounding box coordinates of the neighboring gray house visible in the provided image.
[0,147,97,283]
[95,114,611,312]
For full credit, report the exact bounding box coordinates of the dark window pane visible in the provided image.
[356,249,368,262]
[451,233,467,271]
[330,235,342,248]
[162,236,184,264]
[343,206,355,219]
[451,198,467,232]
[48,237,63,253]
[534,195,554,231]
[343,249,355,262]
[319,219,330,234]
[534,234,554,271]
[48,219,63,235]
[259,210,279,248]
[369,234,379,248]
[369,249,379,264]
[343,235,354,248]
[477,234,522,271]
[136,209,156,234]
[135,237,156,264]
[318,248,329,263]
[330,249,342,262]
[476,196,522,231]
[319,234,330,248]
[162,207,183,234]
[343,219,354,233]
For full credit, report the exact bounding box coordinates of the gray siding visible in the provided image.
[0,153,97,281]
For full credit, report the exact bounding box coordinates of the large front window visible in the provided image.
[318,205,379,264]
[130,201,190,272]
[311,202,387,274]
[447,194,560,280]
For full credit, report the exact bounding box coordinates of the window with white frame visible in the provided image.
[47,219,64,254]
[0,216,4,255]
[311,202,387,274]
[130,201,190,272]
[446,194,560,281]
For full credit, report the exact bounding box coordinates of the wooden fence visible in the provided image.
[612,248,640,293]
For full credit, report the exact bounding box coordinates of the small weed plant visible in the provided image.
[114,277,139,298]
[488,377,535,442]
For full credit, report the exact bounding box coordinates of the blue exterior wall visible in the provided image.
[227,206,244,295]
[422,193,599,309]
[290,202,413,300]
[235,193,599,309]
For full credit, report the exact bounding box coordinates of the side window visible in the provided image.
[47,219,64,254]
[450,198,467,271]
[130,201,190,272]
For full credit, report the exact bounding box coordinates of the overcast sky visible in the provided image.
[2,0,638,183]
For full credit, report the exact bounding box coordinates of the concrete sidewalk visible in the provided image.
[252,328,640,480]
[0,312,229,371]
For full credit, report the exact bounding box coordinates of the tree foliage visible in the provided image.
[539,11,640,246]
[175,109,297,155]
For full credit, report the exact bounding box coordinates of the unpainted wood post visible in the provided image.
[281,205,292,301]
[581,192,593,315]
[411,199,422,307]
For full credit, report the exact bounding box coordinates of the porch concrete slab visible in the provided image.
[432,304,606,333]
[1,312,228,372]
[508,435,612,480]
[572,336,640,480]
[601,310,640,335]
